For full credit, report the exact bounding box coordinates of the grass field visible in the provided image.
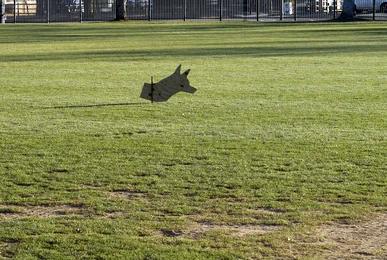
[0,21,386,259]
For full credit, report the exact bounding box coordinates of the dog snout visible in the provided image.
[188,86,197,93]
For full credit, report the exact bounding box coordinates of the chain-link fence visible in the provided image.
[1,0,386,23]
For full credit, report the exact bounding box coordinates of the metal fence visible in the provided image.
[354,0,387,20]
[2,0,116,22]
[1,0,387,23]
[126,0,344,21]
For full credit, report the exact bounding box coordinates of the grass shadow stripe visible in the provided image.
[41,102,148,109]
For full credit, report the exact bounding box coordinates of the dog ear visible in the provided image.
[174,64,182,74]
[182,69,190,76]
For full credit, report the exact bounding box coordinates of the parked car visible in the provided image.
[355,0,387,13]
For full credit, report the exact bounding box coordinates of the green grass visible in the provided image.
[0,21,386,259]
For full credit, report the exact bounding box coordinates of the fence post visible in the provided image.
[280,0,283,20]
[219,0,222,21]
[13,0,16,23]
[148,0,152,21]
[243,0,248,19]
[256,0,259,21]
[372,0,376,20]
[47,0,50,23]
[333,0,336,19]
[79,0,83,22]
[293,0,296,21]
[183,0,186,21]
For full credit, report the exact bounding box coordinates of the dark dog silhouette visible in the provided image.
[140,65,197,102]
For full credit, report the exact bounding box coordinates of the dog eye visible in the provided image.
[180,85,184,88]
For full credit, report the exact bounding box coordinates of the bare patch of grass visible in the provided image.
[190,222,282,238]
[316,213,387,259]
[157,219,283,239]
[102,211,127,219]
[160,229,184,237]
[247,207,286,215]
[0,204,128,220]
[108,189,147,200]
[0,238,20,258]
[0,204,87,219]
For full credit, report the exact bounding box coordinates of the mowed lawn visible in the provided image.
[0,21,386,259]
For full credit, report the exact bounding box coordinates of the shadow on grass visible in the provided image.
[1,22,387,44]
[3,43,387,63]
[43,102,147,109]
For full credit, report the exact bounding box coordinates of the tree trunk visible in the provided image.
[1,0,5,24]
[116,0,126,20]
[36,0,45,16]
[85,0,97,16]
[243,0,248,16]
[339,0,355,20]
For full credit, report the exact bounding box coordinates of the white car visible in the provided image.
[355,0,387,13]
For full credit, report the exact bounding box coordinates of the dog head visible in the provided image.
[174,65,197,94]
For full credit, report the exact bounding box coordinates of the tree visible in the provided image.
[339,0,355,20]
[36,0,46,17]
[243,0,248,16]
[85,0,97,17]
[116,0,126,20]
[1,0,5,24]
